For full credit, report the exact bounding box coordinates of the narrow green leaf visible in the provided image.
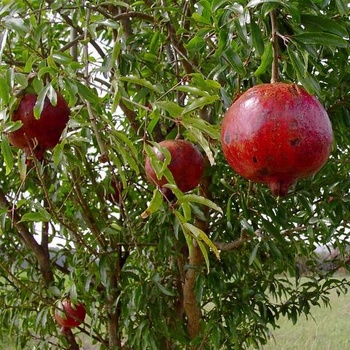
[174,85,210,97]
[184,126,216,166]
[300,14,348,38]
[293,32,348,48]
[99,256,108,287]
[141,189,163,219]
[3,121,23,133]
[223,48,246,75]
[197,239,210,273]
[77,82,100,103]
[181,115,220,140]
[52,52,72,64]
[0,74,10,105]
[53,142,65,167]
[181,95,220,115]
[335,0,348,15]
[249,243,260,265]
[251,20,264,56]
[111,81,121,113]
[254,42,273,77]
[178,194,223,214]
[149,31,161,54]
[183,222,220,261]
[153,279,175,296]
[0,29,8,64]
[119,75,163,93]
[154,101,184,117]
[20,210,51,223]
[287,47,305,79]
[1,136,13,175]
[144,143,172,180]
[33,84,51,119]
[186,35,206,51]
[3,15,29,34]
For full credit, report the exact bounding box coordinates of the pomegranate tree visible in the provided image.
[54,299,86,331]
[8,92,70,160]
[145,139,205,199]
[221,83,333,196]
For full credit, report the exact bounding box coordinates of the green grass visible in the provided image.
[259,289,350,350]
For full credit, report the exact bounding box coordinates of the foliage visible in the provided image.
[0,0,350,349]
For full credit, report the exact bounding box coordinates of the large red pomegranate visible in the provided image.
[145,140,205,199]
[221,83,333,197]
[8,92,70,160]
[54,299,86,329]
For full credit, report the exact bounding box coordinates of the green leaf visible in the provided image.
[184,126,216,166]
[174,85,210,97]
[181,95,220,115]
[2,15,29,35]
[178,194,223,214]
[76,82,100,103]
[186,35,206,51]
[183,222,220,261]
[20,209,51,223]
[287,47,305,79]
[300,14,349,38]
[197,239,210,273]
[33,84,51,119]
[153,278,175,296]
[335,0,348,15]
[153,101,184,117]
[249,243,260,265]
[223,48,246,75]
[0,74,10,105]
[1,136,13,175]
[0,29,8,64]
[254,42,273,77]
[292,33,348,48]
[141,189,163,219]
[119,75,163,93]
[251,20,265,56]
[181,114,220,140]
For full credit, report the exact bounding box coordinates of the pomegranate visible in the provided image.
[8,92,70,160]
[145,140,205,199]
[54,299,86,329]
[221,83,333,196]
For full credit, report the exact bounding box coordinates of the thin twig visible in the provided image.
[270,10,279,83]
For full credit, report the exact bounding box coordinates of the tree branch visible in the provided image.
[0,191,54,286]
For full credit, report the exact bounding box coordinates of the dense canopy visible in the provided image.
[0,1,350,349]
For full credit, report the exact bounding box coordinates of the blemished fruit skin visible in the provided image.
[221,83,333,197]
[8,92,70,160]
[145,140,205,196]
[54,299,86,329]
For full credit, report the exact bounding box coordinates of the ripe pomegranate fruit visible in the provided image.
[8,92,70,160]
[54,299,86,330]
[221,83,333,197]
[145,140,205,199]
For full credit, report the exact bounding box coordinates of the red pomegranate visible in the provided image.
[54,299,86,329]
[145,140,205,199]
[221,83,333,197]
[8,92,70,160]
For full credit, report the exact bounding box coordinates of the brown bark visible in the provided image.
[183,241,203,340]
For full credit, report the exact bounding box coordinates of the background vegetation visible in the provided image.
[0,0,350,349]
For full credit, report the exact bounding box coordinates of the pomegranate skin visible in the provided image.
[145,140,205,195]
[8,92,70,160]
[221,83,333,196]
[54,299,86,329]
